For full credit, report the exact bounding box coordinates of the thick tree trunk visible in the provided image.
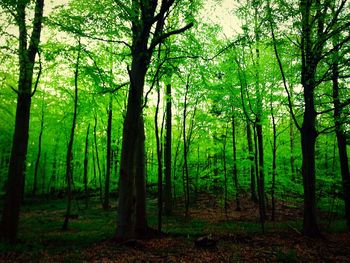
[117,53,148,240]
[103,97,113,210]
[164,83,172,215]
[0,0,44,242]
[300,0,320,237]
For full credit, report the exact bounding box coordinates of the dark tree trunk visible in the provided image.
[117,52,149,240]
[300,0,320,237]
[62,40,81,231]
[33,106,44,196]
[247,122,258,202]
[183,77,190,218]
[103,97,113,210]
[93,114,103,204]
[41,152,47,195]
[83,124,90,208]
[232,114,241,211]
[154,82,163,232]
[289,99,296,181]
[164,83,172,215]
[270,98,277,221]
[0,0,44,242]
[332,50,350,231]
[223,127,228,218]
[116,0,193,240]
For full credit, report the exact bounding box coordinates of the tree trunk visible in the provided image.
[223,127,228,218]
[247,122,258,203]
[62,40,81,231]
[300,0,320,237]
[164,83,172,215]
[33,106,44,196]
[103,97,113,210]
[83,124,90,208]
[332,50,350,231]
[0,0,44,242]
[154,82,163,232]
[232,114,241,211]
[183,77,190,218]
[93,114,103,204]
[117,53,149,240]
[271,97,277,221]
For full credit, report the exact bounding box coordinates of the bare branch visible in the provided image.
[31,50,42,97]
[148,22,194,52]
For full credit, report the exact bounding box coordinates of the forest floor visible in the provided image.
[0,193,349,262]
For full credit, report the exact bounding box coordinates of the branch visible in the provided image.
[31,50,42,97]
[48,19,131,49]
[100,82,129,94]
[317,97,350,115]
[268,1,301,131]
[9,85,19,95]
[148,22,194,52]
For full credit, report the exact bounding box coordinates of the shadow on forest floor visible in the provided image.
[0,193,349,262]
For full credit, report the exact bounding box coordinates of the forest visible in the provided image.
[0,0,350,262]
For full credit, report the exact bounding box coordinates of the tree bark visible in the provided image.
[332,45,350,231]
[62,40,81,231]
[103,97,113,210]
[246,122,258,203]
[183,76,190,218]
[232,114,241,211]
[93,114,103,204]
[116,0,193,240]
[1,0,44,242]
[164,83,172,215]
[300,0,320,237]
[83,124,90,208]
[33,105,44,196]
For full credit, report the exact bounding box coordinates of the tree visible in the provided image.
[116,0,194,240]
[0,0,44,242]
[62,38,81,231]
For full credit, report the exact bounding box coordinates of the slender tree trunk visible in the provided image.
[183,77,190,217]
[103,97,113,210]
[1,0,44,242]
[33,106,44,196]
[223,127,228,218]
[290,103,295,182]
[247,122,258,202]
[93,114,103,204]
[154,82,163,232]
[271,97,277,221]
[332,47,350,231]
[83,124,90,207]
[164,83,172,215]
[62,40,81,231]
[41,152,46,195]
[232,114,241,211]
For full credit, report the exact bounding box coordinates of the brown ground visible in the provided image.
[1,193,349,262]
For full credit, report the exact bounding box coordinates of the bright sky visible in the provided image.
[202,0,242,38]
[44,0,240,38]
